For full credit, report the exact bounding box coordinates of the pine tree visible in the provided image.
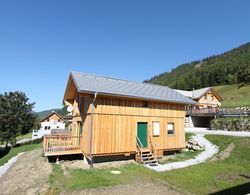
[0,91,37,147]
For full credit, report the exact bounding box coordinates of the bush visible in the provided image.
[210,118,250,131]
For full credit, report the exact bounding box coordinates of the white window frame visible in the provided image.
[153,121,160,136]
[167,123,175,135]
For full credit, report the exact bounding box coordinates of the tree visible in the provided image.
[237,64,250,84]
[0,91,36,147]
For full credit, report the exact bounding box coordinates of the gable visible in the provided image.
[40,112,65,123]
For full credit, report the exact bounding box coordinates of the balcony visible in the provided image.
[186,108,250,117]
[43,135,82,156]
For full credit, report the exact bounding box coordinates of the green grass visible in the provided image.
[159,132,200,164]
[0,142,42,166]
[159,150,202,164]
[214,84,250,108]
[0,132,33,145]
[47,135,250,194]
[185,132,194,141]
[16,132,32,141]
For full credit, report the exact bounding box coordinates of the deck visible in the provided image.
[186,108,250,117]
[43,135,82,156]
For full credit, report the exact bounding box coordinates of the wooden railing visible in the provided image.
[186,108,250,117]
[43,135,82,155]
[149,135,157,157]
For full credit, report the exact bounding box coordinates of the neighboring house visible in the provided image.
[32,111,66,139]
[175,87,223,109]
[175,87,223,128]
[43,72,194,165]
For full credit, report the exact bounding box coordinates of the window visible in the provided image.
[47,119,49,122]
[211,95,214,100]
[142,101,148,108]
[58,119,61,122]
[45,126,48,130]
[204,95,207,100]
[153,121,160,136]
[48,126,50,130]
[167,123,174,135]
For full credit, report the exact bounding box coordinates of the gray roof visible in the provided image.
[70,72,195,105]
[174,87,211,99]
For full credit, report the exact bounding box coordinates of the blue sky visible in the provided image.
[0,0,249,111]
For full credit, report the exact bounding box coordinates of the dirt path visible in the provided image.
[211,143,235,161]
[61,180,181,195]
[0,149,52,195]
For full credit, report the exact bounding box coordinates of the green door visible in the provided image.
[137,122,148,148]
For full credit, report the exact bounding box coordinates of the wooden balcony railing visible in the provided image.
[186,108,250,117]
[43,135,82,156]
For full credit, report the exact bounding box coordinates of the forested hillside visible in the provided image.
[36,106,68,118]
[145,43,250,90]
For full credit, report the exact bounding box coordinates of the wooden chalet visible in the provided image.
[43,72,195,165]
[175,87,223,109]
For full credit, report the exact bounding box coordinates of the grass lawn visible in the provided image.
[159,132,201,164]
[0,142,42,166]
[214,84,250,108]
[16,132,32,141]
[47,135,250,194]
[0,132,33,145]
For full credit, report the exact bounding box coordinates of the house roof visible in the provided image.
[64,72,195,105]
[175,87,222,101]
[40,111,65,123]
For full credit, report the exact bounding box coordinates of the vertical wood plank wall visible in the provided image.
[72,93,186,157]
[197,91,220,108]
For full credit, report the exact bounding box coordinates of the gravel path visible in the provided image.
[0,149,52,195]
[147,127,249,172]
[185,128,250,137]
[146,134,218,172]
[0,152,24,177]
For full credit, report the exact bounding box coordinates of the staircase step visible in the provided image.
[143,159,157,164]
[147,162,158,167]
[142,156,156,161]
[142,153,154,157]
[140,148,151,153]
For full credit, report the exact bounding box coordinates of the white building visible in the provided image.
[32,111,66,139]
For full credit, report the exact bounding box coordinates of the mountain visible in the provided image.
[36,106,69,118]
[145,43,250,90]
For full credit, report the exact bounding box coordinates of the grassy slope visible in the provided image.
[16,132,32,141]
[0,143,41,166]
[214,84,250,108]
[48,135,250,194]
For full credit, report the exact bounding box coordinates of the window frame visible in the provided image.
[152,121,160,137]
[167,122,175,135]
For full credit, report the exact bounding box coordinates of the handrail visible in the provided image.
[149,135,157,157]
[136,136,144,148]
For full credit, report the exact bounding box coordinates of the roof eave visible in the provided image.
[78,90,196,105]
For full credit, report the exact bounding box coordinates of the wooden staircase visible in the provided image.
[136,136,158,166]
[139,148,158,166]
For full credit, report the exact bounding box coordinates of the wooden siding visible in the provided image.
[71,94,186,157]
[41,113,62,123]
[196,90,220,108]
